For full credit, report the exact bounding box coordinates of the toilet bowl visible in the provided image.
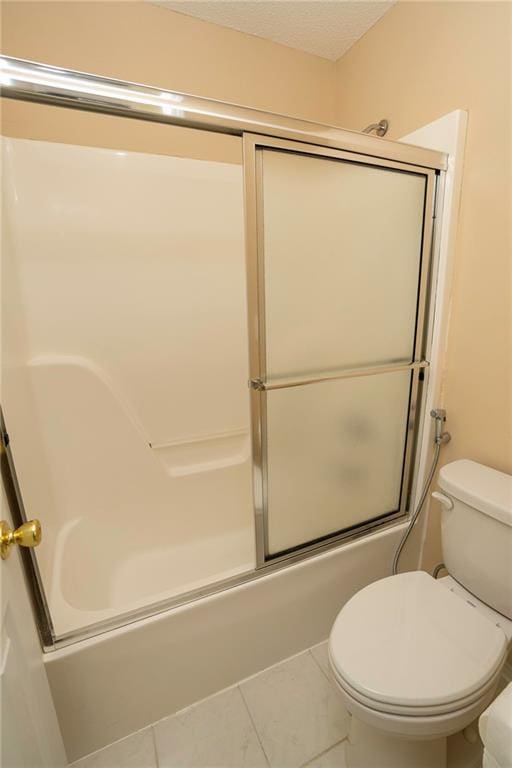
[328,460,512,768]
[329,572,511,767]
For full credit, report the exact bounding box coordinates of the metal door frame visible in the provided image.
[243,134,438,566]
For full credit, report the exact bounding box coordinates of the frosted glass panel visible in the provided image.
[266,371,411,555]
[262,149,426,378]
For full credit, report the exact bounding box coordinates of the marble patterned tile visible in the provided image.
[304,740,347,768]
[310,641,331,680]
[70,729,156,768]
[154,686,268,768]
[240,651,349,768]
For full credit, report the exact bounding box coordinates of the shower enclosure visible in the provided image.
[0,56,446,649]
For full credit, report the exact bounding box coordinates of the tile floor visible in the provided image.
[70,641,484,768]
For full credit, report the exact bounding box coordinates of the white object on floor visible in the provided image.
[479,682,512,768]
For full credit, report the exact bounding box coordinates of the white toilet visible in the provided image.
[329,460,512,768]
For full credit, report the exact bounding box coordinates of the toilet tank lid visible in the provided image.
[438,460,512,527]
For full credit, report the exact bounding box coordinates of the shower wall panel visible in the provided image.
[1,137,254,637]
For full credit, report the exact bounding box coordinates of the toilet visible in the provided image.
[328,460,512,768]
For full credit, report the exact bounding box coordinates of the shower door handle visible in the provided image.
[250,360,429,392]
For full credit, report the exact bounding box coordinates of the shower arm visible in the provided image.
[362,119,389,137]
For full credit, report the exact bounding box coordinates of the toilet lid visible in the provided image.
[329,572,507,709]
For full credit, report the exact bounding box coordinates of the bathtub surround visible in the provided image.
[1,136,252,637]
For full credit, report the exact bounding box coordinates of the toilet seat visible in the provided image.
[331,660,504,718]
[329,572,507,717]
[334,679,501,741]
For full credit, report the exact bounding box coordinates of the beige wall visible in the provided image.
[334,1,512,568]
[0,0,336,161]
[1,0,336,121]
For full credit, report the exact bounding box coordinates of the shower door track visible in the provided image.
[0,56,446,170]
[0,55,446,649]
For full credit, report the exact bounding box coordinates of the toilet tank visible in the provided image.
[438,460,512,619]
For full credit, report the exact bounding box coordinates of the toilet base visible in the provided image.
[345,715,447,768]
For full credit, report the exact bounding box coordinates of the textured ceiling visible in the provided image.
[150,1,395,61]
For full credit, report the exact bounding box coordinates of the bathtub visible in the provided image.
[49,516,254,636]
[45,520,409,762]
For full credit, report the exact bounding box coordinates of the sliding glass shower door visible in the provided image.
[245,136,436,561]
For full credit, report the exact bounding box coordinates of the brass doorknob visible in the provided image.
[0,519,42,560]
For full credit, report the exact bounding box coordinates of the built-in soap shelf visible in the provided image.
[150,428,250,477]
[25,355,250,479]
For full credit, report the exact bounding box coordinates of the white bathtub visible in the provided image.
[49,515,254,636]
[45,520,409,762]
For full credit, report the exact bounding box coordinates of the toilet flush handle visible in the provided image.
[431,491,454,510]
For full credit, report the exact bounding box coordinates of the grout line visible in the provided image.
[151,726,160,768]
[237,684,272,768]
[151,645,315,729]
[308,645,341,696]
[68,724,155,766]
[72,642,334,765]
[298,737,348,768]
[308,646,332,685]
[236,646,314,687]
